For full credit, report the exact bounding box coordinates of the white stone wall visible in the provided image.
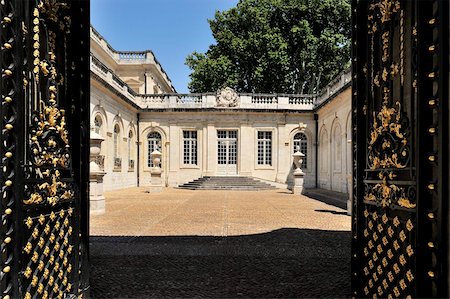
[137,112,317,188]
[90,71,351,194]
[316,87,352,194]
[90,83,139,191]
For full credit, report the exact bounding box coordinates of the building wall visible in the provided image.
[316,87,352,194]
[89,64,351,193]
[89,25,353,194]
[137,112,317,188]
[90,83,139,191]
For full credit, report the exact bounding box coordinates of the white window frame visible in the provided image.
[257,131,272,166]
[113,124,120,159]
[93,115,102,135]
[182,130,198,166]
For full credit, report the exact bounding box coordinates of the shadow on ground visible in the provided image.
[90,228,350,298]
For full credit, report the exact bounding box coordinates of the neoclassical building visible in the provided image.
[90,26,352,195]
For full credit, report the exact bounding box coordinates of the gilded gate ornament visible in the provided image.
[1,0,89,297]
[352,0,428,297]
[24,0,74,207]
[364,0,415,210]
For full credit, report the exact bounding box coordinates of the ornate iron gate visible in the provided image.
[351,0,449,298]
[0,0,90,298]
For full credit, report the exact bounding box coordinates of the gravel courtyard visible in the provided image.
[90,188,351,298]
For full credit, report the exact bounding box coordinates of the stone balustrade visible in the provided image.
[118,51,147,61]
[138,93,315,110]
[91,52,347,112]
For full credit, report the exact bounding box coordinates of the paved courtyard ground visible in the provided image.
[90,188,351,298]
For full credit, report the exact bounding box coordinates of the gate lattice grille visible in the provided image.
[352,0,449,297]
[0,0,90,298]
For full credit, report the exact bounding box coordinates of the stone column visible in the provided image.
[90,132,106,215]
[148,149,163,193]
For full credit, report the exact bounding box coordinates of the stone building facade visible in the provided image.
[90,26,352,195]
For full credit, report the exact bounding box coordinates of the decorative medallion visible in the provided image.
[216,87,239,108]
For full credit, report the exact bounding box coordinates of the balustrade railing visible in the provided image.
[118,51,147,61]
[141,94,168,104]
[251,94,278,104]
[288,96,315,105]
[91,51,350,111]
[112,74,126,88]
[176,94,203,104]
[91,56,108,75]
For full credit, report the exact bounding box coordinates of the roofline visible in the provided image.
[90,25,177,93]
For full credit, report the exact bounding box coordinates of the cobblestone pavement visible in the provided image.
[90,188,351,298]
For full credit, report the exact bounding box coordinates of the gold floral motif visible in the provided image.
[406,270,414,282]
[398,198,416,209]
[387,249,393,259]
[25,217,34,228]
[369,0,401,23]
[406,245,414,257]
[382,279,388,290]
[406,220,414,231]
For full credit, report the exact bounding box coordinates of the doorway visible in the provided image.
[217,130,238,175]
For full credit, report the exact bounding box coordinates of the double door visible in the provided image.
[217,130,237,175]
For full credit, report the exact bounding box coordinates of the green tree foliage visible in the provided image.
[186,0,351,94]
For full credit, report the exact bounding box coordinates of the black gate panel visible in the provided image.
[351,0,449,298]
[0,1,90,298]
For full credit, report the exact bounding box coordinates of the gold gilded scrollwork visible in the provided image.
[369,0,400,24]
[364,0,415,210]
[24,1,74,207]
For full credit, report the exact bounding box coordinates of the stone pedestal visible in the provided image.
[149,168,163,193]
[89,132,106,215]
[90,170,106,215]
[293,172,305,195]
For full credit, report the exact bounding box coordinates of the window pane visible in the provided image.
[183,130,197,165]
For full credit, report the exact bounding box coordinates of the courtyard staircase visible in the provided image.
[178,176,277,191]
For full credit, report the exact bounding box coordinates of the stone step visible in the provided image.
[178,176,277,191]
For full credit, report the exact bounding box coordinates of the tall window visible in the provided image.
[113,124,120,159]
[257,131,272,165]
[128,130,134,169]
[147,132,162,167]
[320,130,328,172]
[94,115,102,134]
[183,131,197,165]
[293,132,308,169]
[334,125,342,171]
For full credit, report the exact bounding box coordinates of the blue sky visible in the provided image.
[91,0,239,93]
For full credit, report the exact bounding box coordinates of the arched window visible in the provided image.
[128,130,134,170]
[334,125,342,171]
[293,132,308,169]
[147,132,162,167]
[113,124,120,159]
[93,115,102,134]
[320,129,328,172]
